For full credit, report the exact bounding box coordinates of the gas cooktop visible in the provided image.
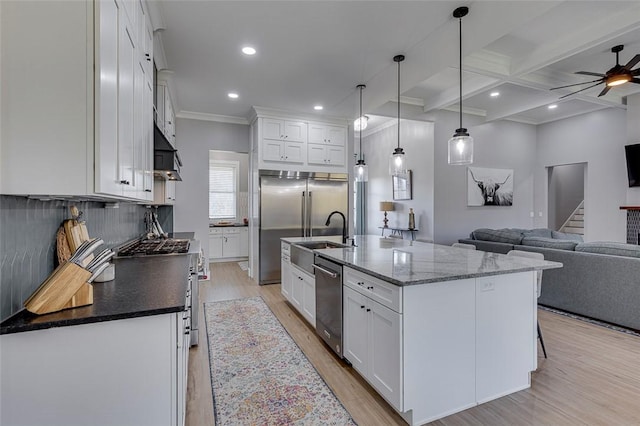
[117,238,190,257]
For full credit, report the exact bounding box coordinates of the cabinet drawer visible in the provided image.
[344,267,402,313]
[223,228,241,235]
[209,228,224,235]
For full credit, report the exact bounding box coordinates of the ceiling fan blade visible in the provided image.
[598,86,611,97]
[575,71,605,77]
[550,78,602,90]
[631,78,640,84]
[558,81,604,99]
[633,69,640,76]
[624,54,640,71]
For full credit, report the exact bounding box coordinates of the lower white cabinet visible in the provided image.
[209,227,248,261]
[0,312,189,426]
[283,264,315,327]
[343,285,403,410]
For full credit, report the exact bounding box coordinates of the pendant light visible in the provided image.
[354,84,369,182]
[389,54,407,176]
[448,6,473,165]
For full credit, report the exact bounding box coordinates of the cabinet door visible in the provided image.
[95,0,121,197]
[118,17,136,196]
[283,142,304,163]
[209,235,224,260]
[284,121,307,143]
[307,144,327,165]
[301,272,315,326]
[369,299,403,411]
[239,228,249,257]
[133,60,146,199]
[326,146,345,166]
[290,269,304,311]
[263,118,284,140]
[326,126,346,145]
[223,232,240,258]
[343,286,368,374]
[142,78,154,199]
[308,124,326,144]
[281,260,292,301]
[262,140,284,162]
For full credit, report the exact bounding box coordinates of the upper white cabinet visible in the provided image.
[155,82,176,147]
[0,0,154,201]
[251,108,348,173]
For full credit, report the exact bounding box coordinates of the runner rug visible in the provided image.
[204,297,356,425]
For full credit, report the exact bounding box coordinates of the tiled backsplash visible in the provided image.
[626,210,640,244]
[0,196,173,321]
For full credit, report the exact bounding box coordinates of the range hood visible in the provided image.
[154,124,182,181]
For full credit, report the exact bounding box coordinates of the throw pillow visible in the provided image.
[471,228,523,245]
[521,236,578,250]
[522,228,553,239]
[551,230,583,242]
[575,242,640,258]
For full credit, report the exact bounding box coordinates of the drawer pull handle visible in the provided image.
[360,305,365,309]
[366,308,371,312]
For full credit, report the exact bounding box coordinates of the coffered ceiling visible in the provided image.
[153,1,640,126]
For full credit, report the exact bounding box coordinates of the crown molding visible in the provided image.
[251,106,349,126]
[176,111,249,125]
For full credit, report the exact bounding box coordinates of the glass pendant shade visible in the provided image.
[389,147,407,176]
[354,115,369,131]
[354,160,368,182]
[448,128,473,165]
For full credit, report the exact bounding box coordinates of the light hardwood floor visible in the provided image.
[186,262,640,425]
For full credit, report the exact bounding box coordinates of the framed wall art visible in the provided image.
[392,170,412,201]
[467,167,513,206]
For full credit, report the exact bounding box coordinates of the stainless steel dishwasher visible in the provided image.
[312,255,343,358]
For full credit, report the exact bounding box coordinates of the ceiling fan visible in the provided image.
[550,45,640,99]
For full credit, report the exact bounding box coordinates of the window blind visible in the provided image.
[209,163,237,219]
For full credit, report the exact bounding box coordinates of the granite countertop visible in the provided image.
[281,235,344,245]
[209,223,248,228]
[313,235,562,286]
[0,255,191,335]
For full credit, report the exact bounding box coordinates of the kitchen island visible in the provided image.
[296,235,561,425]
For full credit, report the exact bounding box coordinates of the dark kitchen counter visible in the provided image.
[0,255,190,335]
[209,223,248,227]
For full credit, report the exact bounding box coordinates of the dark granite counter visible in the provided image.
[307,235,562,286]
[209,223,248,228]
[0,255,190,335]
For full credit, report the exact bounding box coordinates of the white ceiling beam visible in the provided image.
[422,72,501,112]
[362,1,562,113]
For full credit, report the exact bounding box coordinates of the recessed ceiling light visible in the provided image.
[228,92,239,99]
[548,104,558,110]
[490,91,500,97]
[241,46,256,56]
[314,105,323,111]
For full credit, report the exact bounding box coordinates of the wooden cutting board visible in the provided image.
[64,206,93,265]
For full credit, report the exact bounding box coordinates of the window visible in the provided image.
[209,160,239,220]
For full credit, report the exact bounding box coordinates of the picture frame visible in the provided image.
[392,170,412,201]
[467,167,513,206]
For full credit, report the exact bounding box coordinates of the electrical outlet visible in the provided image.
[529,211,534,218]
[538,211,543,217]
[481,281,495,292]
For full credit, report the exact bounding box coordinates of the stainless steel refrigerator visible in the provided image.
[259,170,348,284]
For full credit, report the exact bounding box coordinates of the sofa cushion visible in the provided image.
[522,228,553,239]
[471,228,523,245]
[551,230,583,242]
[521,236,578,250]
[575,242,640,258]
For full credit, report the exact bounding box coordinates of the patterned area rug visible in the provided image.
[237,261,248,271]
[204,297,356,425]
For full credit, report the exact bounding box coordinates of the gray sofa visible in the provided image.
[459,228,640,331]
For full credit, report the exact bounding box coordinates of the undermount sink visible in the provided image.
[294,240,347,250]
[290,240,347,275]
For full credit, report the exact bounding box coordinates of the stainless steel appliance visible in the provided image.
[116,237,200,346]
[313,255,343,357]
[259,170,348,285]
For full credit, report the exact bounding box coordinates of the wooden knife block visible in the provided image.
[24,262,93,315]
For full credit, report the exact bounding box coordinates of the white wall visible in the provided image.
[535,108,627,242]
[364,120,435,241]
[626,93,640,205]
[174,118,250,259]
[433,110,537,244]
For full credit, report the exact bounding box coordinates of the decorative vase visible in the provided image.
[408,208,415,230]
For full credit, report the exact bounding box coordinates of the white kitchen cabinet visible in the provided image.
[155,82,176,147]
[153,179,176,205]
[209,227,248,261]
[307,144,345,166]
[281,243,292,300]
[263,118,307,143]
[262,140,304,163]
[0,0,153,201]
[308,123,346,146]
[0,312,189,426]
[289,265,315,327]
[343,285,402,410]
